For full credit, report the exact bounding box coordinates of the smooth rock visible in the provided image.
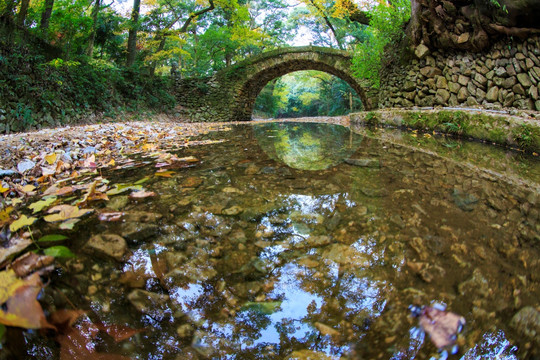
[415,44,430,59]
[84,234,127,261]
[510,306,540,344]
[517,73,533,87]
[127,289,171,318]
[486,86,499,102]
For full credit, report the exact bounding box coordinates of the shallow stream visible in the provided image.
[10,121,540,359]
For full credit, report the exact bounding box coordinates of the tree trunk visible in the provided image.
[86,0,100,57]
[126,0,141,67]
[16,0,29,27]
[2,0,18,19]
[39,0,54,34]
[405,0,540,52]
[149,36,167,76]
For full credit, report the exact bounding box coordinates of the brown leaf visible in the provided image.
[95,323,144,342]
[181,177,203,188]
[50,309,87,331]
[0,236,32,265]
[9,252,55,278]
[129,191,156,199]
[83,154,97,169]
[418,307,465,349]
[98,212,124,222]
[0,271,55,329]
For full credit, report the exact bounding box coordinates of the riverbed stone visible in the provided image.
[510,306,540,344]
[127,289,171,318]
[121,222,160,243]
[84,234,127,261]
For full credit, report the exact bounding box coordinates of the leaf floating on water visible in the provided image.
[98,212,124,222]
[43,205,93,223]
[96,323,145,342]
[59,219,80,230]
[28,196,57,213]
[0,236,32,264]
[9,252,55,278]
[43,185,75,197]
[417,306,465,349]
[43,246,75,258]
[155,170,175,178]
[129,190,156,199]
[0,271,53,329]
[106,184,143,196]
[241,301,282,315]
[9,215,37,232]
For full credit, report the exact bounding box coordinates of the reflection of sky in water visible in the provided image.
[460,331,518,359]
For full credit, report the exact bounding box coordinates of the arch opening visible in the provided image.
[253,70,364,119]
[229,53,370,121]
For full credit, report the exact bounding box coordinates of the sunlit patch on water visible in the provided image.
[11,121,540,359]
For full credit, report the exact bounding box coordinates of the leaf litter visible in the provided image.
[0,120,231,356]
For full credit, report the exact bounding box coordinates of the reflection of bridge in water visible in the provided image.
[176,46,374,122]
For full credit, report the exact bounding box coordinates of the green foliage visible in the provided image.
[254,70,362,118]
[0,41,175,133]
[513,124,540,151]
[351,0,411,88]
[364,111,380,126]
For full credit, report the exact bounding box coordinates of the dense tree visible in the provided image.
[126,0,141,66]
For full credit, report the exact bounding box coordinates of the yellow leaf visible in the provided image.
[0,271,51,329]
[28,196,57,214]
[142,143,156,151]
[8,198,22,207]
[43,205,93,223]
[9,215,37,232]
[0,206,13,226]
[21,185,36,193]
[155,171,175,178]
[107,159,116,167]
[44,153,57,165]
[0,184,9,193]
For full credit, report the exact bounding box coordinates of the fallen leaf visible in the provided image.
[155,170,175,178]
[28,196,57,214]
[44,205,93,223]
[0,270,53,329]
[0,184,9,193]
[96,323,144,342]
[181,177,203,188]
[106,184,143,196]
[418,306,465,349]
[10,215,38,232]
[129,191,156,199]
[0,206,14,227]
[98,212,124,222]
[45,153,57,165]
[9,252,55,278]
[83,154,97,169]
[17,160,36,173]
[43,185,75,197]
[0,236,32,264]
[21,184,36,193]
[59,219,80,230]
[50,309,86,330]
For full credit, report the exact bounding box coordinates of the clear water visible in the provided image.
[9,121,540,360]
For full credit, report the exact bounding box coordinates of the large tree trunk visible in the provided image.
[86,0,100,57]
[39,0,54,34]
[16,0,29,27]
[126,0,141,67]
[406,0,540,52]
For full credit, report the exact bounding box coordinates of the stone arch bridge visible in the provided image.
[175,46,373,122]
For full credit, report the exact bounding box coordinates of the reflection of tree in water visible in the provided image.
[254,122,363,170]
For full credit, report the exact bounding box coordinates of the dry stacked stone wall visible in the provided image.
[379,36,540,111]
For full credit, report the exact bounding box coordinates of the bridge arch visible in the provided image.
[176,46,372,122]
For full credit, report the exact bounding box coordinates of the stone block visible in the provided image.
[420,66,442,77]
[449,82,461,94]
[457,87,469,102]
[415,44,430,59]
[458,75,470,86]
[529,85,539,100]
[517,73,533,87]
[474,73,488,86]
[513,83,526,95]
[502,77,517,89]
[486,86,499,102]
[435,76,448,89]
[436,89,451,104]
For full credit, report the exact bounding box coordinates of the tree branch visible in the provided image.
[179,0,214,33]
